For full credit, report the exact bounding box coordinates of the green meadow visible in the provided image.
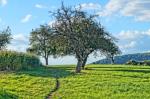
[1,65,150,99]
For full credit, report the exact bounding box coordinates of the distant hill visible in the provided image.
[93,53,150,64]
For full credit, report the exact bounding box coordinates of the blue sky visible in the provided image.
[0,0,150,65]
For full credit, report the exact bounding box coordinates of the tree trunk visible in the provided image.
[82,56,88,70]
[76,59,82,73]
[110,57,114,64]
[45,57,49,66]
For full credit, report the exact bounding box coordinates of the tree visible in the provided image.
[51,3,118,73]
[101,40,121,64]
[0,27,11,50]
[27,25,56,65]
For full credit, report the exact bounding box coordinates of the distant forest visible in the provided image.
[93,53,150,64]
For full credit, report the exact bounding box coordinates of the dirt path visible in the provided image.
[46,78,60,99]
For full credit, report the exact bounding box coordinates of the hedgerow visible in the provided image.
[0,51,41,71]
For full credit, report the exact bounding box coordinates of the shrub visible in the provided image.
[137,61,144,65]
[0,51,41,71]
[126,60,150,66]
[143,60,150,66]
[125,60,138,65]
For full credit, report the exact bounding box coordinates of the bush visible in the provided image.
[143,60,150,66]
[126,60,150,66]
[0,51,41,71]
[125,60,138,65]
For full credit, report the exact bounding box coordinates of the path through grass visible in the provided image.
[1,65,150,99]
[0,66,73,99]
[52,65,150,99]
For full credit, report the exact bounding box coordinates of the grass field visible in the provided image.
[1,65,150,99]
[0,67,57,99]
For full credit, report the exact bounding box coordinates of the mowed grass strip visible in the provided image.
[52,65,150,99]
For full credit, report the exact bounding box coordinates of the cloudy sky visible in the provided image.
[0,0,150,65]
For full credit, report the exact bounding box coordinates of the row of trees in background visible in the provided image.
[27,3,121,73]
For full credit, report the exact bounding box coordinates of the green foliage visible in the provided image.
[0,27,12,50]
[28,24,56,65]
[52,3,118,72]
[126,60,139,65]
[102,40,121,64]
[143,60,150,66]
[0,51,41,71]
[126,60,150,66]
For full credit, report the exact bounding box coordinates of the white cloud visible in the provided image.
[121,0,150,22]
[117,28,150,53]
[99,0,127,16]
[35,4,47,9]
[0,0,7,6]
[98,0,150,22]
[7,34,29,52]
[7,44,27,52]
[118,29,150,40]
[144,29,150,36]
[21,14,32,23]
[118,30,142,40]
[12,34,28,43]
[119,41,137,49]
[78,3,101,10]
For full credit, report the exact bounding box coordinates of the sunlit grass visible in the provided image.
[52,65,150,99]
[0,67,56,99]
[1,65,150,99]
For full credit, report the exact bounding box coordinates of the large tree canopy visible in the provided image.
[51,4,120,73]
[27,25,57,65]
[0,27,11,50]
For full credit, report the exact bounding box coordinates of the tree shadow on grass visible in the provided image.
[0,89,18,99]
[86,65,150,71]
[92,65,150,68]
[85,66,150,79]
[104,69,150,79]
[87,67,150,73]
[106,69,150,74]
[84,66,124,71]
[85,66,125,70]
[15,66,76,78]
[15,66,76,99]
